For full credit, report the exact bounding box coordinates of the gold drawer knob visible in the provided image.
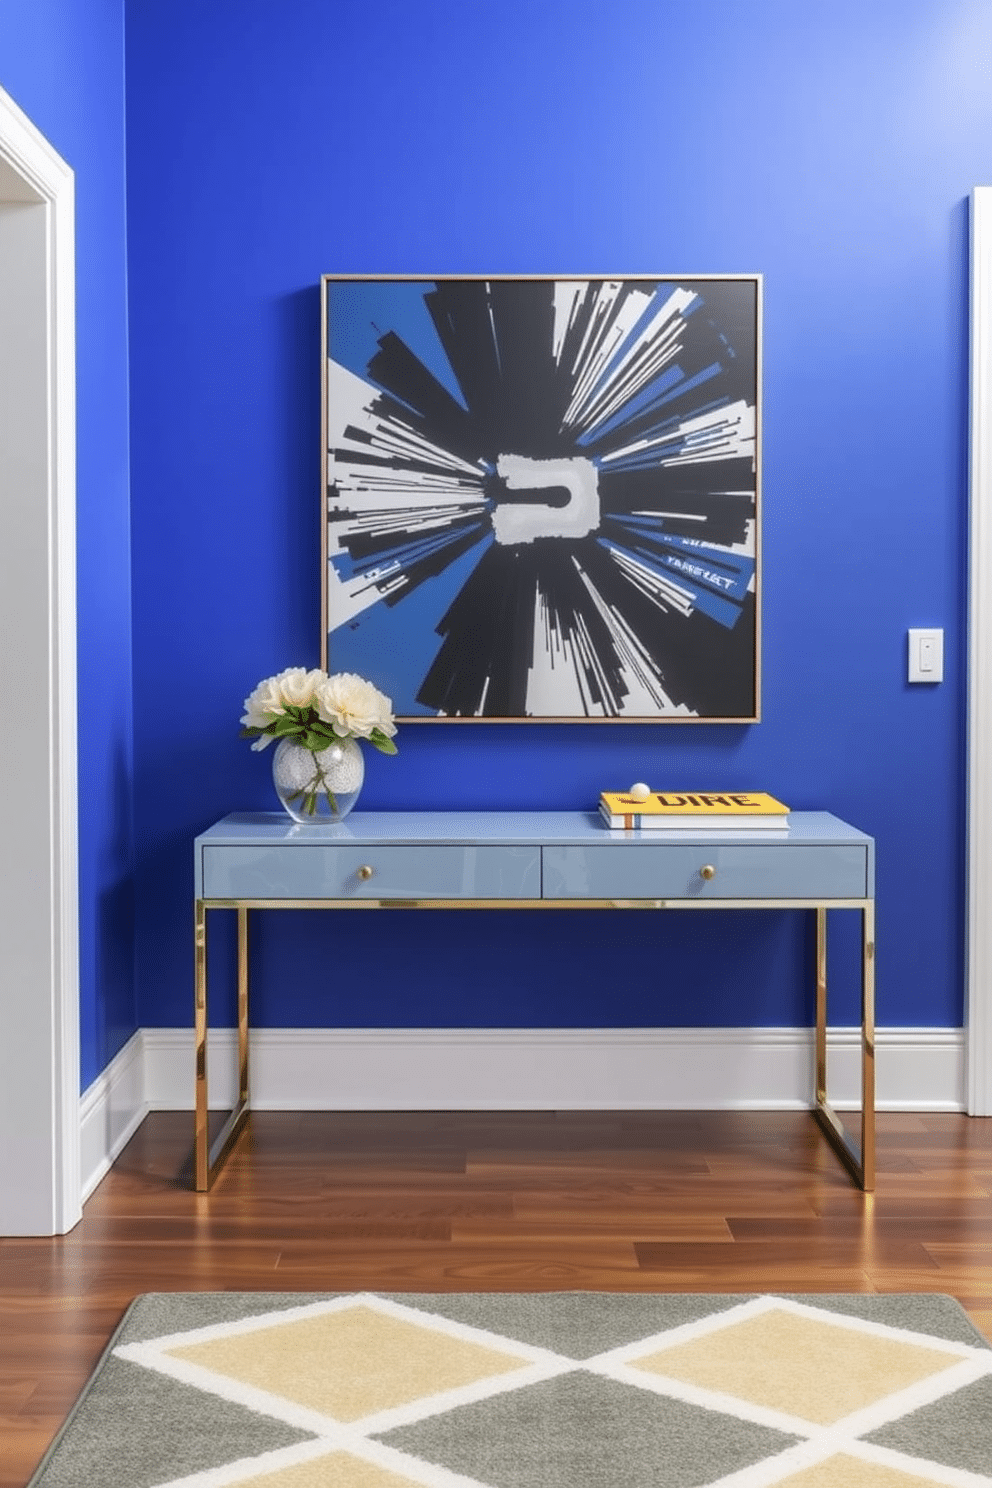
[700,864,716,880]
[357,865,374,881]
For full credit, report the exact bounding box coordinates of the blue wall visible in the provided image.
[0,0,136,1088]
[10,0,988,1097]
[124,0,992,1043]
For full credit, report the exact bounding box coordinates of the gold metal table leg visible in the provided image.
[193,903,251,1192]
[238,906,250,1108]
[815,906,827,1107]
[860,901,876,1190]
[813,901,876,1191]
[194,899,208,1192]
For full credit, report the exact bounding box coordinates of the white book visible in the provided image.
[599,804,790,832]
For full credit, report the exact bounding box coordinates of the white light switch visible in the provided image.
[908,628,943,683]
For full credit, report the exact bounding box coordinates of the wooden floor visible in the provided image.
[2,1108,991,1486]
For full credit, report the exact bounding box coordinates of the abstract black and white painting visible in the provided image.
[321,276,760,721]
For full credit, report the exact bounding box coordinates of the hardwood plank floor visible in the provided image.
[1,1108,990,1486]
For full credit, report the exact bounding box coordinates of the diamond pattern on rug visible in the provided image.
[630,1307,964,1424]
[865,1372,992,1477]
[33,1294,992,1488]
[791,1293,990,1348]
[166,1304,529,1421]
[770,1455,960,1487]
[377,1369,800,1488]
[220,1452,425,1487]
[24,1357,313,1488]
[119,1292,333,1344]
[388,1290,748,1359]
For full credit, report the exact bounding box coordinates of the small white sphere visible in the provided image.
[629,782,651,801]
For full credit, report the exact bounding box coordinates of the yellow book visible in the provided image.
[599,791,790,830]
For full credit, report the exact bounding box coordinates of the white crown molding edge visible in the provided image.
[80,1026,965,1200]
[0,86,79,1232]
[968,186,992,1115]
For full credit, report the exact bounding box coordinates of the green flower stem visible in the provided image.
[284,750,340,817]
[310,752,339,817]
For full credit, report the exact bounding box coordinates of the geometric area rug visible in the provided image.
[28,1293,992,1487]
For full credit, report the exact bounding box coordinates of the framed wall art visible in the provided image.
[321,275,761,722]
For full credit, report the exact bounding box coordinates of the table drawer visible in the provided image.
[200,843,541,900]
[542,842,869,900]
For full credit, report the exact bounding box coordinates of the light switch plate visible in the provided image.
[908,628,943,683]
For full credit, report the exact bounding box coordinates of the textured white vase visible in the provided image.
[271,736,364,822]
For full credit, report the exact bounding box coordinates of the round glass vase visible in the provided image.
[271,736,364,823]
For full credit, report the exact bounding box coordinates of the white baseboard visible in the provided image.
[79,1025,966,1198]
[79,1030,146,1201]
[143,1025,965,1113]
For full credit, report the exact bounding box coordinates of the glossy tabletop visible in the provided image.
[194,810,875,904]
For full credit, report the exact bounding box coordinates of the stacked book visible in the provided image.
[599,790,790,832]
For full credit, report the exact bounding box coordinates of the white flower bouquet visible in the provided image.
[241,667,397,819]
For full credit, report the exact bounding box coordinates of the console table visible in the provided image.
[193,810,875,1192]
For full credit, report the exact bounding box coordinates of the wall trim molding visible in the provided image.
[969,185,992,1115]
[0,85,79,1234]
[79,1031,146,1202]
[144,1025,966,1114]
[78,1025,965,1196]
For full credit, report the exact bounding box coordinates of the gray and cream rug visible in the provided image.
[29,1292,992,1487]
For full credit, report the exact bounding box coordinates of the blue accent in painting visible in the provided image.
[671,574,742,628]
[330,521,479,585]
[658,554,748,619]
[588,372,728,465]
[619,527,755,602]
[574,364,685,445]
[329,537,494,715]
[598,537,746,628]
[328,280,468,411]
[573,285,676,403]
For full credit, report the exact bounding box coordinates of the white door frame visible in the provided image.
[968,186,992,1115]
[0,85,80,1232]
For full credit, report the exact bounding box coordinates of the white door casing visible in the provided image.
[968,186,992,1115]
[0,86,80,1233]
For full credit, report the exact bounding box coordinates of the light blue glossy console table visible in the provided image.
[193,810,875,1192]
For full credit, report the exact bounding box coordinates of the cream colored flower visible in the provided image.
[316,672,396,739]
[275,666,325,709]
[241,673,288,729]
[241,667,326,730]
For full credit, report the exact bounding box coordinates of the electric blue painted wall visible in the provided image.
[0,0,136,1088]
[124,0,991,1036]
